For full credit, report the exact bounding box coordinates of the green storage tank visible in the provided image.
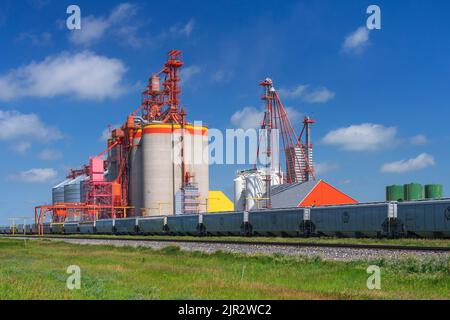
[425,184,443,199]
[404,183,424,201]
[386,185,404,201]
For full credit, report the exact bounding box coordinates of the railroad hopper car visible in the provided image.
[397,199,450,238]
[137,217,166,235]
[202,211,246,236]
[248,208,311,237]
[95,219,115,234]
[310,202,398,238]
[166,215,202,236]
[51,223,64,234]
[115,218,138,235]
[63,222,79,234]
[78,222,95,234]
[0,226,10,234]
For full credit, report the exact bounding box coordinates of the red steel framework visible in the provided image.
[256,78,315,186]
[35,50,193,233]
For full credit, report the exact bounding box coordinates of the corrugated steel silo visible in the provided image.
[64,175,88,203]
[52,179,71,204]
[404,183,424,201]
[386,185,404,201]
[129,129,143,216]
[425,184,443,199]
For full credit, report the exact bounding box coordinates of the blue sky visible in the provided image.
[0,0,449,224]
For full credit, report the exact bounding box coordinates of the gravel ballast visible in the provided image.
[27,237,450,261]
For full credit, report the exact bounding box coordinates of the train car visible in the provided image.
[96,219,115,234]
[137,217,166,235]
[397,199,450,238]
[63,222,79,234]
[310,202,397,238]
[166,215,201,236]
[25,224,34,234]
[115,218,138,235]
[202,212,246,236]
[16,224,25,234]
[78,222,95,234]
[42,223,52,234]
[51,223,64,234]
[248,208,305,237]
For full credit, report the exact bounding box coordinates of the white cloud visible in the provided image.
[11,141,32,154]
[278,85,308,99]
[314,162,339,176]
[0,51,128,101]
[322,123,397,151]
[278,85,335,104]
[169,19,196,37]
[230,107,265,130]
[410,134,428,145]
[12,168,58,183]
[69,3,140,47]
[380,153,435,173]
[303,88,336,103]
[38,149,63,161]
[0,110,62,142]
[181,65,202,82]
[342,26,370,53]
[230,106,301,130]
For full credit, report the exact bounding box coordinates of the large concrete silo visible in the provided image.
[141,123,208,216]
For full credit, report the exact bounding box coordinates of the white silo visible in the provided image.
[233,175,246,211]
[141,123,209,216]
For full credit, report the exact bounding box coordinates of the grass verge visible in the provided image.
[0,238,449,300]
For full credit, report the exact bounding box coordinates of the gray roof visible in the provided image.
[268,179,320,208]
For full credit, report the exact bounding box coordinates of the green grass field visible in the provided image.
[0,238,449,300]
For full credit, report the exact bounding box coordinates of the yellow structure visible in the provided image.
[208,191,234,213]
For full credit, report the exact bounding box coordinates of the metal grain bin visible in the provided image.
[52,179,71,204]
[397,199,450,238]
[425,184,443,199]
[96,219,115,234]
[202,212,245,236]
[63,223,79,234]
[78,222,95,234]
[386,185,404,201]
[404,183,424,201]
[167,215,201,236]
[138,217,166,235]
[51,223,64,234]
[115,218,137,234]
[310,203,396,237]
[64,175,88,203]
[248,208,304,237]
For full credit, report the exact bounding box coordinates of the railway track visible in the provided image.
[3,235,450,252]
